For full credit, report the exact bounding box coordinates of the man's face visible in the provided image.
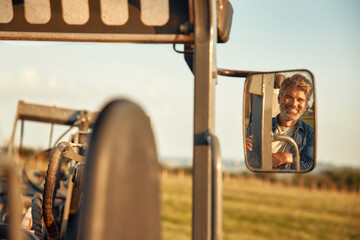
[279,85,307,121]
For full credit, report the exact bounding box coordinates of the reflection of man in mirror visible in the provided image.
[246,74,314,170]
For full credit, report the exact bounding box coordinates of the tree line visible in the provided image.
[243,167,360,193]
[161,165,360,193]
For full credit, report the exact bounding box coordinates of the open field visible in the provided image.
[300,115,315,127]
[161,174,360,240]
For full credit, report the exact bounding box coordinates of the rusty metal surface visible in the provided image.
[140,0,169,26]
[15,101,97,126]
[100,0,129,26]
[0,0,192,43]
[24,0,51,24]
[8,100,96,164]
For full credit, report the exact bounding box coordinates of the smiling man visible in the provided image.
[246,74,315,170]
[271,74,314,170]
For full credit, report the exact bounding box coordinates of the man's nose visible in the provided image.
[289,98,297,107]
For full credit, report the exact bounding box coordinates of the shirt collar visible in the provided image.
[273,114,304,132]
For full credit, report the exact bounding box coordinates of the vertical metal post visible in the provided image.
[192,0,218,240]
[69,132,81,215]
[208,134,222,240]
[49,123,54,149]
[19,120,24,155]
[251,94,263,169]
[8,104,19,159]
[246,74,264,170]
[0,154,22,240]
[261,74,275,170]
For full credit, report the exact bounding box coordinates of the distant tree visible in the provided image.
[254,172,277,183]
[320,167,360,192]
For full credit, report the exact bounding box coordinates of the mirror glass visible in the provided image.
[243,70,316,173]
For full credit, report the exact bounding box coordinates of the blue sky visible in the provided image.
[0,0,359,167]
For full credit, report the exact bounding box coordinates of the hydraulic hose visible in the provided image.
[22,149,66,200]
[31,194,43,238]
[43,143,67,240]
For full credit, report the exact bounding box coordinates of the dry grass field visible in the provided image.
[161,174,360,240]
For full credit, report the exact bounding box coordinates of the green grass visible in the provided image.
[161,175,360,240]
[300,116,315,127]
[161,175,193,240]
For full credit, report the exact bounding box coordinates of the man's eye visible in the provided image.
[298,99,304,103]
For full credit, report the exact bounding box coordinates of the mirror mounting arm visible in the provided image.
[217,68,259,78]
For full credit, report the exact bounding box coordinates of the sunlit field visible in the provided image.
[300,115,315,128]
[161,174,360,240]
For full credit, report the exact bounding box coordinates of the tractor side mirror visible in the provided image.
[243,70,316,173]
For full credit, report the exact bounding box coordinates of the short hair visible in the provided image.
[279,74,312,101]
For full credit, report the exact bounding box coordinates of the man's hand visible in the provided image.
[272,152,293,168]
[245,135,253,151]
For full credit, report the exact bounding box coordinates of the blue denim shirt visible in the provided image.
[246,115,315,171]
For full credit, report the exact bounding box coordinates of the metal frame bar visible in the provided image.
[15,101,97,125]
[0,1,193,43]
[60,134,78,239]
[192,0,218,239]
[19,120,24,155]
[8,101,97,159]
[208,134,222,240]
[0,32,193,43]
[261,74,275,170]
[218,68,258,78]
